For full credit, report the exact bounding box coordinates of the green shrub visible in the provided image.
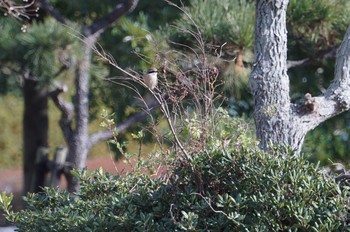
[1,147,349,231]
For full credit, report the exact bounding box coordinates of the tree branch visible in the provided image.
[287,58,310,69]
[49,83,74,143]
[297,26,350,130]
[37,0,68,24]
[335,174,350,182]
[287,45,339,70]
[0,0,36,20]
[317,45,339,59]
[88,98,160,149]
[83,0,139,37]
[327,28,350,100]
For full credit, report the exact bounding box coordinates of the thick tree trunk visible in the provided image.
[23,78,49,193]
[250,0,293,151]
[250,0,350,153]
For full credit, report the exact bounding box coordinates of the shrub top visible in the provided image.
[1,147,349,231]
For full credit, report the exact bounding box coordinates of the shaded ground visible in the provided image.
[0,155,132,226]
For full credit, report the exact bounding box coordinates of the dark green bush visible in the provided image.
[1,148,349,231]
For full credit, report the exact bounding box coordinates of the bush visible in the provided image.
[1,147,349,231]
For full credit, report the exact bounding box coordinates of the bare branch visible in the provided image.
[83,0,139,37]
[91,41,192,161]
[0,0,37,20]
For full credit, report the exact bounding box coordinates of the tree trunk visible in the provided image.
[250,0,294,151]
[250,0,350,153]
[65,41,93,193]
[23,78,49,193]
[60,1,139,193]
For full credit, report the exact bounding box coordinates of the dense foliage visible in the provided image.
[1,147,349,231]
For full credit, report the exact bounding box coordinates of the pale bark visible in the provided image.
[63,40,93,192]
[251,0,350,153]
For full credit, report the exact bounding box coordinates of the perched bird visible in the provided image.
[143,68,158,90]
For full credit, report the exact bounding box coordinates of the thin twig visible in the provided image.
[191,193,243,225]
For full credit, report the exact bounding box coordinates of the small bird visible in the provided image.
[143,68,158,90]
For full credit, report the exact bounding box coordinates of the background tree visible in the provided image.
[0,0,141,193]
[0,18,77,193]
[36,0,140,192]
